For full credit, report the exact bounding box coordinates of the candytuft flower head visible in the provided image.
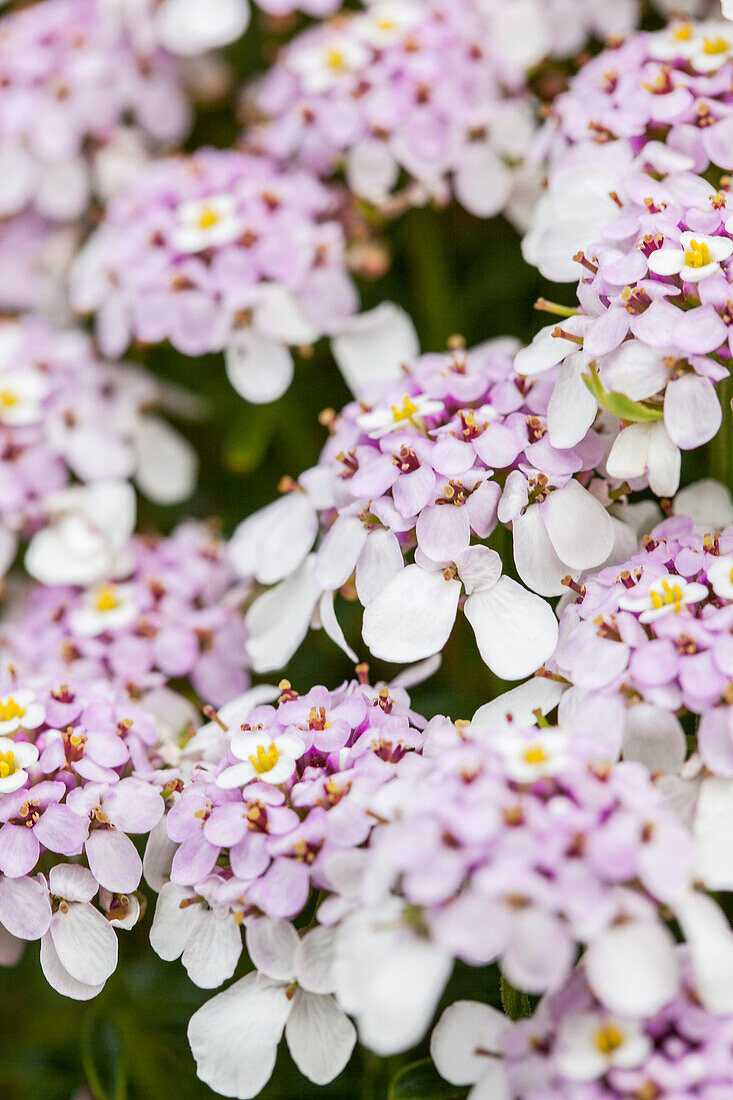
[230,325,629,673]
[69,148,359,404]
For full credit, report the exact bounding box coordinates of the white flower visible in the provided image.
[362,546,559,680]
[0,371,47,426]
[229,490,318,586]
[647,20,703,62]
[493,727,571,783]
[356,392,445,439]
[0,736,38,794]
[0,690,45,735]
[355,1,422,47]
[217,728,305,789]
[619,574,709,623]
[673,478,733,533]
[555,1011,651,1081]
[68,582,140,638]
[40,865,118,1001]
[150,883,242,989]
[430,1001,511,1100]
[287,34,371,95]
[25,481,136,586]
[647,231,733,282]
[188,920,356,1098]
[172,194,243,254]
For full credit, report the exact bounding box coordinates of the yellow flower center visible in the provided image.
[0,749,17,780]
[249,743,280,774]
[390,395,420,424]
[704,35,729,55]
[684,239,712,268]
[376,18,395,30]
[673,23,692,41]
[0,697,25,723]
[326,47,347,71]
[522,744,548,765]
[595,1024,625,1055]
[0,390,18,409]
[196,204,221,230]
[650,579,684,612]
[94,585,121,613]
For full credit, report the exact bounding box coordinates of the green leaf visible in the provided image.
[500,976,533,1020]
[583,365,664,423]
[388,1058,469,1100]
[81,1013,127,1100]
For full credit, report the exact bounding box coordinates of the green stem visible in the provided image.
[402,208,459,351]
[705,371,733,484]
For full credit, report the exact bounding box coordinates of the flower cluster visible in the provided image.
[526,18,733,280]
[230,322,629,675]
[0,671,166,998]
[146,676,425,955]
[69,147,358,402]
[2,521,250,709]
[548,511,733,780]
[518,172,733,496]
[432,949,733,1099]
[323,715,703,1058]
[0,314,196,580]
[0,0,190,224]
[248,0,538,221]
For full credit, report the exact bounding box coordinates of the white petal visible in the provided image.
[674,478,733,531]
[664,375,721,450]
[454,143,512,218]
[514,324,578,377]
[693,778,733,890]
[647,423,681,497]
[294,926,337,995]
[143,817,177,892]
[622,705,686,774]
[286,991,356,1085]
[150,883,200,962]
[313,515,368,590]
[230,493,318,586]
[346,140,399,202]
[647,248,684,276]
[585,921,678,1017]
[49,864,97,904]
[606,424,650,482]
[155,0,251,56]
[431,1001,509,1085]
[465,577,558,681]
[472,678,566,728]
[512,505,570,597]
[253,285,319,346]
[362,564,460,663]
[50,903,118,986]
[676,892,733,1013]
[318,591,359,663]
[182,911,243,989]
[542,482,615,571]
[135,417,198,505]
[331,304,419,399]
[225,332,294,405]
[244,557,322,672]
[455,545,502,596]
[355,528,403,605]
[603,343,668,402]
[547,354,597,449]
[188,973,291,1100]
[246,919,299,982]
[40,933,105,1001]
